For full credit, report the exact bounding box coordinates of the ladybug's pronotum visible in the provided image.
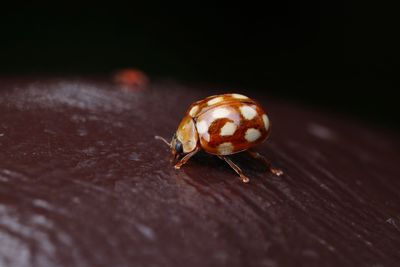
[156,93,283,183]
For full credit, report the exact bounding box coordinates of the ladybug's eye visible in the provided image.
[175,140,183,154]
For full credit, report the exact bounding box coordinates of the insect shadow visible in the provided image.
[179,151,272,184]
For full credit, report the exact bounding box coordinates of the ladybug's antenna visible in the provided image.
[155,135,171,147]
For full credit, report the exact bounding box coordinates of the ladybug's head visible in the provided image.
[170,133,184,161]
[171,116,199,160]
[156,115,199,162]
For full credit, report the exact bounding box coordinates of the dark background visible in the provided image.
[0,3,398,129]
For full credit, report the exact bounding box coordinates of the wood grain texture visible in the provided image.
[0,77,399,267]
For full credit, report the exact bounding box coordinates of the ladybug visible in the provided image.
[156,93,283,183]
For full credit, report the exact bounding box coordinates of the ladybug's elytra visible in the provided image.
[156,93,283,183]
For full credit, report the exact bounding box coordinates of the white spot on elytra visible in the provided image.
[240,105,257,120]
[203,133,210,142]
[262,114,270,130]
[189,105,199,117]
[217,142,234,155]
[231,93,248,99]
[220,122,237,136]
[245,128,261,142]
[196,120,208,134]
[212,107,230,119]
[207,96,224,105]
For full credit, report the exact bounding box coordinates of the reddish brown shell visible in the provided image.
[184,93,271,155]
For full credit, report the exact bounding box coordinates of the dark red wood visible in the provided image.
[0,77,399,267]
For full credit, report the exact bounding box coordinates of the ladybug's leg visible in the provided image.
[174,147,200,169]
[218,156,250,183]
[247,150,283,176]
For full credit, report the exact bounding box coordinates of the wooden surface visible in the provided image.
[0,77,399,267]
